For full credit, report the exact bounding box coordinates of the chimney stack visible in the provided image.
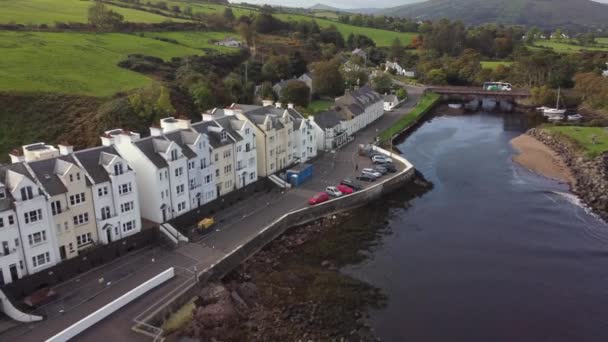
[58,143,73,156]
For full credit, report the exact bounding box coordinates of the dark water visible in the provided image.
[348,112,608,342]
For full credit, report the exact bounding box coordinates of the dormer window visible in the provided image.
[266,122,271,131]
[220,131,228,142]
[170,150,178,161]
[20,186,34,201]
[114,163,124,175]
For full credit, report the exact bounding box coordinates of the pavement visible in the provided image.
[2,86,423,342]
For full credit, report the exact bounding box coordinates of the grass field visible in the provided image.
[544,126,608,158]
[0,31,209,96]
[139,31,238,52]
[481,61,513,69]
[533,39,608,53]
[0,0,187,25]
[379,92,440,143]
[275,14,416,47]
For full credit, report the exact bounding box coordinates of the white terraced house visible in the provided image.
[23,144,100,260]
[104,129,190,224]
[202,109,258,189]
[191,120,238,197]
[228,102,296,177]
[285,106,317,164]
[153,117,217,208]
[334,85,384,136]
[0,158,59,284]
[73,145,142,245]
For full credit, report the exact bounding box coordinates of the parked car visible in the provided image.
[362,168,382,178]
[325,186,344,198]
[369,152,383,160]
[372,155,393,164]
[309,192,330,205]
[341,179,363,191]
[383,163,397,173]
[357,174,377,182]
[374,165,388,175]
[336,184,354,195]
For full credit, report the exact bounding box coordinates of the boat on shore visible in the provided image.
[448,103,462,109]
[567,114,583,122]
[539,87,566,116]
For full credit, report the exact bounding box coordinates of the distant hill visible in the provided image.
[380,0,608,29]
[309,3,341,11]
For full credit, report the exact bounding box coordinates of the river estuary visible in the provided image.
[347,111,608,342]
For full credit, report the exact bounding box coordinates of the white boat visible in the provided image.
[567,114,583,122]
[542,87,566,116]
[543,108,566,116]
[536,106,550,112]
[547,114,563,122]
[448,103,462,109]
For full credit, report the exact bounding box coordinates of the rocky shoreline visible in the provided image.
[527,128,608,221]
[170,174,433,342]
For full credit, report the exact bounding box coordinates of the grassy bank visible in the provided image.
[378,92,441,144]
[543,126,608,158]
[0,31,215,95]
[532,39,608,53]
[0,0,187,24]
[481,61,513,69]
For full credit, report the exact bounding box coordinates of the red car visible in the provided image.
[336,184,354,195]
[309,192,330,205]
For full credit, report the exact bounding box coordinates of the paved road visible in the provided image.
[4,86,423,342]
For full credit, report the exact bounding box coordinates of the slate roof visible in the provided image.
[163,130,198,159]
[384,94,398,103]
[73,145,122,185]
[133,137,169,169]
[336,85,382,117]
[191,121,233,149]
[313,111,342,129]
[214,116,244,142]
[27,155,79,196]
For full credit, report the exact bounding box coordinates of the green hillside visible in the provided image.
[276,13,416,47]
[381,0,608,29]
[0,31,229,96]
[0,0,187,24]
[533,40,608,53]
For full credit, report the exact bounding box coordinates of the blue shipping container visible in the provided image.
[286,163,313,187]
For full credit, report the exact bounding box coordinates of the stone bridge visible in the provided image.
[426,86,530,111]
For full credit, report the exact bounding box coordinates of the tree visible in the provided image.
[236,22,255,47]
[170,5,180,13]
[262,55,290,82]
[88,2,124,32]
[396,88,408,100]
[280,80,310,107]
[183,6,193,16]
[425,69,448,85]
[223,8,235,21]
[259,81,276,101]
[311,58,344,97]
[319,25,345,48]
[288,51,307,77]
[389,38,404,61]
[371,73,393,94]
[189,81,215,111]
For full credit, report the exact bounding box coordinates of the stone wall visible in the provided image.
[148,147,416,328]
[528,128,608,220]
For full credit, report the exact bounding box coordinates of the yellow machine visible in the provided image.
[197,217,215,230]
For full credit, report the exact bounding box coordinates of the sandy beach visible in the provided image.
[511,134,575,185]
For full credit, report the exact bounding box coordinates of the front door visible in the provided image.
[9,264,18,282]
[59,245,67,260]
[106,227,112,243]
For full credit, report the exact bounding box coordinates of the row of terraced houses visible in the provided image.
[0,87,383,285]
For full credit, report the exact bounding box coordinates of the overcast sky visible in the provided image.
[232,0,608,9]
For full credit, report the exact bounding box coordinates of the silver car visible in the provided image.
[362,168,382,178]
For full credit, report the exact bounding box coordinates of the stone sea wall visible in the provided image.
[528,128,608,220]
